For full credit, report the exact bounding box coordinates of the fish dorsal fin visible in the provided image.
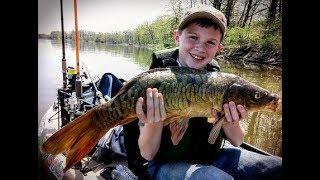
[114,68,170,97]
[169,66,208,75]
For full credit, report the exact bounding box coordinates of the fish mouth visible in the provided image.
[266,95,281,112]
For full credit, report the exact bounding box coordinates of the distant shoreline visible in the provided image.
[38,37,282,71]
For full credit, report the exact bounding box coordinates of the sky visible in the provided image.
[38,0,172,34]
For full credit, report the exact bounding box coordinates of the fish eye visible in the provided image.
[264,91,268,96]
[254,92,261,99]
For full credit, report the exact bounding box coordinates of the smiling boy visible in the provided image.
[124,4,282,180]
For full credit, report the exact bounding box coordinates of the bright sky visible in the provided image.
[38,0,171,34]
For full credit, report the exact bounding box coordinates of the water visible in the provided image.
[38,39,282,156]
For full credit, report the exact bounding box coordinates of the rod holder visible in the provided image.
[75,78,82,98]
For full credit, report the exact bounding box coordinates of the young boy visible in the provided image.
[125,4,282,180]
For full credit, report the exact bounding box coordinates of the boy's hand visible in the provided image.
[136,88,166,124]
[221,101,247,146]
[223,101,247,123]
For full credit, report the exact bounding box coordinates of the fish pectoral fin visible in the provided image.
[175,115,189,123]
[207,117,216,123]
[163,114,188,126]
[173,117,189,127]
[208,118,224,144]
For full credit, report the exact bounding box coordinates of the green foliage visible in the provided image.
[47,8,281,52]
[152,15,177,49]
[260,33,281,50]
[50,31,61,39]
[261,19,282,50]
[132,15,177,50]
[47,14,178,51]
[224,21,281,51]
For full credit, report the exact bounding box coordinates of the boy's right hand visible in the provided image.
[136,88,167,160]
[136,88,166,124]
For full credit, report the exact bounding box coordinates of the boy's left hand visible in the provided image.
[220,101,247,146]
[223,101,247,123]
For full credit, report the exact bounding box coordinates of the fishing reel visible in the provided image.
[64,92,84,121]
[66,67,77,91]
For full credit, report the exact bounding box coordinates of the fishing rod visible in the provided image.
[72,0,106,104]
[73,0,82,98]
[81,61,107,104]
[60,0,67,89]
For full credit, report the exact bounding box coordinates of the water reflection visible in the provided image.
[43,39,282,156]
[51,40,152,68]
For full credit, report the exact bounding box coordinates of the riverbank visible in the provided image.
[111,43,282,71]
[109,41,282,70]
[147,43,282,71]
[219,45,282,71]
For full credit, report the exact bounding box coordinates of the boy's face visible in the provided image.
[174,22,223,70]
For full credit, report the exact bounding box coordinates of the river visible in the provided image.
[38,38,282,156]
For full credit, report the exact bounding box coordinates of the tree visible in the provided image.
[145,23,155,45]
[214,0,222,10]
[225,0,234,26]
[241,0,253,27]
[237,0,268,27]
[50,31,61,39]
[169,0,183,24]
[237,0,248,25]
[267,0,278,23]
[277,0,281,20]
[208,0,222,10]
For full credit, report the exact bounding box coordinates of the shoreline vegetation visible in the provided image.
[39,1,282,70]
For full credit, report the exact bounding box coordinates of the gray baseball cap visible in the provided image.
[178,5,227,38]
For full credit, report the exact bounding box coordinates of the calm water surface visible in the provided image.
[38,39,282,156]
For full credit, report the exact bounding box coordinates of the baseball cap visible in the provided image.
[178,5,227,38]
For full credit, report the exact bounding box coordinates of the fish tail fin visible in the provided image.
[208,117,224,144]
[63,126,107,172]
[40,108,109,172]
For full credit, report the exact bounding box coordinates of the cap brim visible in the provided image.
[178,12,225,35]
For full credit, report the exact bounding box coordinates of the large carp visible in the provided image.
[41,67,280,172]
